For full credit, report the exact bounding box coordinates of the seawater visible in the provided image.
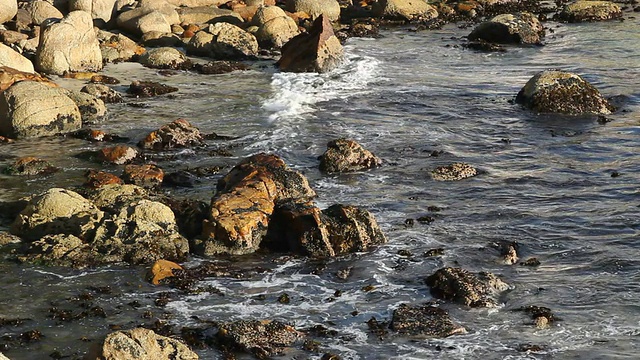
[1,19,639,359]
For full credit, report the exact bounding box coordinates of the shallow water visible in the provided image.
[1,17,640,360]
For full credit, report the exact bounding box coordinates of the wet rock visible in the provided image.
[516,305,558,328]
[3,156,57,176]
[253,6,300,48]
[559,1,622,22]
[431,162,477,181]
[515,70,614,115]
[372,0,439,22]
[81,83,124,103]
[84,170,124,189]
[35,11,102,75]
[425,267,509,307]
[98,145,139,165]
[0,135,13,144]
[162,198,208,240]
[193,61,250,74]
[90,327,198,360]
[128,80,178,98]
[20,233,97,267]
[138,118,204,150]
[148,259,183,285]
[468,12,544,45]
[0,66,56,92]
[122,164,165,188]
[116,0,180,36]
[217,320,301,358]
[91,74,120,85]
[62,89,107,123]
[390,303,466,337]
[11,188,104,241]
[187,23,259,60]
[286,0,341,21]
[277,15,343,73]
[498,241,519,265]
[0,231,21,246]
[139,47,193,70]
[69,0,119,25]
[322,204,386,254]
[72,129,126,142]
[0,43,34,73]
[462,39,506,52]
[177,6,244,25]
[520,257,540,266]
[336,22,381,39]
[98,31,146,63]
[319,138,382,173]
[20,1,64,26]
[0,1,18,25]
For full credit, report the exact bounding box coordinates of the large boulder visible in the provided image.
[35,11,103,75]
[216,320,301,358]
[21,234,96,267]
[116,0,180,36]
[515,70,614,115]
[468,12,544,45]
[0,81,81,139]
[69,0,119,25]
[277,15,343,73]
[91,328,198,360]
[0,43,34,73]
[138,47,192,70]
[177,6,243,26]
[62,89,107,123]
[20,0,64,26]
[558,1,622,22]
[138,118,204,150]
[253,6,300,49]
[319,138,382,173]
[390,303,466,337]
[186,22,258,60]
[425,267,509,307]
[0,1,18,25]
[285,0,341,21]
[372,0,438,22]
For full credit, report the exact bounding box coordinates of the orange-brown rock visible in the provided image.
[138,118,204,150]
[0,135,14,143]
[232,4,259,22]
[3,156,57,176]
[62,71,98,80]
[84,170,123,189]
[0,66,57,92]
[90,74,120,85]
[122,164,165,188]
[98,145,138,165]
[148,259,183,285]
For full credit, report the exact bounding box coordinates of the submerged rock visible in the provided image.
[515,70,614,115]
[90,328,198,360]
[319,138,382,173]
[128,80,179,97]
[138,119,204,150]
[390,303,466,337]
[193,61,250,74]
[558,1,622,22]
[431,162,477,181]
[3,157,57,176]
[425,267,509,307]
[217,320,302,358]
[468,12,544,45]
[515,305,558,328]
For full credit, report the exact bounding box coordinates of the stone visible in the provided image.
[516,305,558,328]
[93,328,198,360]
[0,30,29,45]
[140,31,181,47]
[127,80,178,97]
[139,47,192,70]
[431,162,477,181]
[69,0,119,25]
[167,0,227,6]
[20,234,96,267]
[186,22,258,60]
[84,170,124,189]
[84,183,148,211]
[3,156,57,176]
[217,320,301,358]
[61,89,107,123]
[138,118,204,150]
[81,83,124,103]
[468,12,544,45]
[116,0,180,36]
[390,303,466,337]
[20,1,64,26]
[254,6,300,48]
[0,81,81,139]
[0,1,18,25]
[515,70,614,115]
[148,259,182,285]
[11,188,104,241]
[372,0,439,22]
[277,15,343,73]
[0,43,34,73]
[91,74,120,85]
[0,66,55,92]
[98,145,139,165]
[98,31,146,63]
[177,6,244,26]
[425,267,509,307]
[286,0,341,21]
[319,138,381,173]
[193,60,249,74]
[122,164,164,188]
[559,1,622,22]
[35,11,102,75]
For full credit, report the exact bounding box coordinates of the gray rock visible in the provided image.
[35,11,102,75]
[92,328,198,360]
[0,81,81,139]
[559,0,622,22]
[217,320,301,358]
[468,12,544,45]
[97,30,145,63]
[20,0,64,26]
[139,47,192,69]
[138,118,204,150]
[177,6,243,26]
[20,234,96,267]
[3,156,57,176]
[187,22,258,60]
[84,183,148,211]
[286,0,341,21]
[0,42,34,73]
[69,0,119,25]
[431,162,477,181]
[319,138,381,173]
[390,303,467,337]
[81,83,124,103]
[62,89,107,123]
[116,0,179,36]
[425,267,509,307]
[254,6,299,49]
[0,0,18,25]
[372,0,438,22]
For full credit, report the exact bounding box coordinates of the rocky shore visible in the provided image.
[0,0,636,358]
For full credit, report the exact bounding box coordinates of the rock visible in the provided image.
[84,169,124,188]
[0,81,81,139]
[139,47,192,70]
[81,83,124,103]
[0,66,55,92]
[116,0,180,36]
[559,1,622,22]
[122,164,164,188]
[0,232,21,246]
[61,89,107,123]
[148,259,182,285]
[372,0,439,22]
[194,60,249,74]
[90,74,120,85]
[20,233,96,267]
[20,0,64,26]
[93,328,198,360]
[468,12,544,45]
[140,31,181,47]
[162,198,208,240]
[520,257,540,266]
[168,0,227,6]
[177,6,244,26]
[0,1,18,25]
[138,119,204,150]
[431,162,477,181]
[253,6,300,48]
[69,0,119,25]
[319,138,381,173]
[516,305,558,328]
[128,80,178,97]
[515,70,614,115]
[286,0,341,21]
[498,241,519,265]
[11,188,104,241]
[425,267,509,307]
[186,23,259,60]
[98,31,145,63]
[0,43,34,73]
[35,11,102,75]
[84,183,148,211]
[0,30,29,45]
[277,15,343,73]
[98,145,139,165]
[72,128,122,143]
[217,320,301,358]
[390,303,466,337]
[3,156,57,176]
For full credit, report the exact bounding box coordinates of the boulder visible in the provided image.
[431,162,477,181]
[116,0,180,36]
[0,29,29,45]
[81,83,124,103]
[186,22,258,60]
[0,81,81,139]
[468,12,544,45]
[286,0,341,21]
[390,303,466,337]
[138,119,204,150]
[425,267,509,307]
[3,156,57,176]
[277,15,343,73]
[35,11,103,75]
[194,60,249,74]
[372,0,439,22]
[216,320,301,358]
[98,30,146,63]
[122,164,164,188]
[128,80,178,97]
[20,0,64,26]
[253,6,300,48]
[0,0,18,25]
[177,6,244,26]
[148,259,182,285]
[140,31,181,47]
[84,170,124,189]
[139,47,192,70]
[92,328,198,360]
[319,138,381,173]
[85,183,148,211]
[11,188,104,241]
[515,70,614,115]
[0,66,55,92]
[559,1,622,22]
[69,0,119,25]
[167,0,227,6]
[0,43,34,73]
[98,145,139,165]
[20,234,97,267]
[62,89,107,123]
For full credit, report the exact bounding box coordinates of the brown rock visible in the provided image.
[81,83,124,103]
[128,80,178,98]
[84,170,123,189]
[217,320,301,358]
[319,138,381,173]
[390,303,466,337]
[0,135,14,143]
[0,66,57,92]
[122,164,165,188]
[149,259,183,285]
[3,156,57,176]
[425,267,509,307]
[194,61,250,74]
[431,162,477,181]
[138,119,204,150]
[98,145,139,165]
[90,75,120,85]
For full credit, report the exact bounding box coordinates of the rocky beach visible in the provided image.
[0,0,639,359]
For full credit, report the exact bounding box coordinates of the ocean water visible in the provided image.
[0,18,639,359]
